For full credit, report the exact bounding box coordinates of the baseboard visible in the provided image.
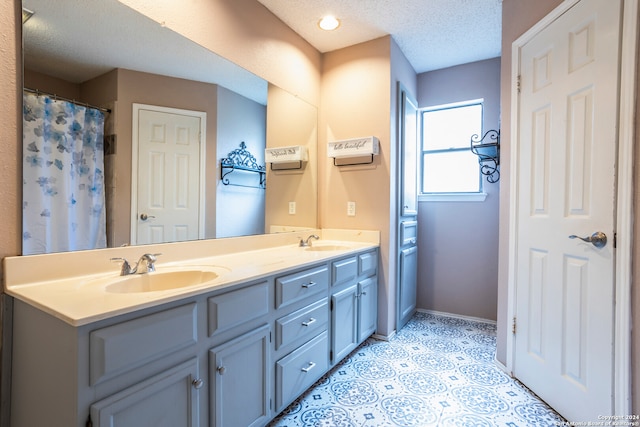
[494,358,512,376]
[417,308,497,325]
[371,330,396,341]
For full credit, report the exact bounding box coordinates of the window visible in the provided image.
[420,100,483,195]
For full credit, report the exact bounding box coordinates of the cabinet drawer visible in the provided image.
[275,265,328,309]
[208,281,269,337]
[331,256,357,287]
[358,250,377,277]
[90,303,197,386]
[400,220,418,246]
[276,332,329,410]
[275,299,328,350]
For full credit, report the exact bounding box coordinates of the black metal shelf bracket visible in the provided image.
[470,129,500,183]
[332,154,374,166]
[220,142,266,189]
[270,160,302,171]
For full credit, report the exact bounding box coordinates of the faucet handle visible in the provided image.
[110,257,133,276]
[138,253,162,273]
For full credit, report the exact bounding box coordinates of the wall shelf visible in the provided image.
[265,145,307,170]
[470,129,500,183]
[220,142,266,189]
[328,136,379,166]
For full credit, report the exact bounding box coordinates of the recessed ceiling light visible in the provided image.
[318,15,340,31]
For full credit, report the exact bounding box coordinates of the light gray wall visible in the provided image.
[415,57,501,321]
[216,86,266,238]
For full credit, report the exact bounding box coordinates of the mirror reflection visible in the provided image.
[21,0,317,255]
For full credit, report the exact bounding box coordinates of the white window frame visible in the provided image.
[418,99,487,202]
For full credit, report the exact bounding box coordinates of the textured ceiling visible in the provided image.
[256,0,503,73]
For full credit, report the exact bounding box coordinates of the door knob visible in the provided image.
[139,213,156,221]
[568,231,607,248]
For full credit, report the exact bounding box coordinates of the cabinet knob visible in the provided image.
[192,378,204,389]
[217,366,226,375]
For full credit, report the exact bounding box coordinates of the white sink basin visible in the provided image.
[304,244,351,252]
[104,267,229,293]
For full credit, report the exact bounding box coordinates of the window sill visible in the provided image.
[419,192,488,202]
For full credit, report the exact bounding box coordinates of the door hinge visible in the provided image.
[330,300,334,311]
[330,350,333,361]
[614,232,617,249]
[269,331,272,343]
[512,317,517,334]
[516,74,521,94]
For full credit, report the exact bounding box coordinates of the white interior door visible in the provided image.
[513,0,621,421]
[132,105,205,245]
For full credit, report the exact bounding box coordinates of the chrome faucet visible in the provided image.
[299,234,320,247]
[110,253,162,276]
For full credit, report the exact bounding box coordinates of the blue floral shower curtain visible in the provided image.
[22,92,107,254]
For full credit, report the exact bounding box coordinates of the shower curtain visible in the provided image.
[22,92,107,254]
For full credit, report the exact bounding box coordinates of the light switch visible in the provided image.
[347,201,356,216]
[289,201,296,215]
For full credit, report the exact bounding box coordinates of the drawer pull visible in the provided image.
[192,378,204,389]
[217,366,226,375]
[301,362,316,373]
[301,318,317,327]
[302,281,317,288]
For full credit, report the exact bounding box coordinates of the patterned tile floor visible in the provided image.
[269,311,565,427]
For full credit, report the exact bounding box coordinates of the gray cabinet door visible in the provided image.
[358,276,378,342]
[399,83,419,217]
[331,284,358,362]
[209,325,271,427]
[396,84,419,331]
[398,245,418,328]
[90,358,200,427]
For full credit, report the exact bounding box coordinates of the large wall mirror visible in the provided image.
[21,0,317,255]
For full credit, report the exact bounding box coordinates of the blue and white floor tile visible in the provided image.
[269,311,565,427]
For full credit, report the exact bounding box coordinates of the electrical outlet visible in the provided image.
[347,201,356,216]
[289,201,296,215]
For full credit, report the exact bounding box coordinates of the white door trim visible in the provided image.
[130,103,207,244]
[506,0,637,415]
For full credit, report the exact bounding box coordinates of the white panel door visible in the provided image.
[135,107,203,245]
[514,0,621,421]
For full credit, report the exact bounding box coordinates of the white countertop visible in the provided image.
[3,229,379,326]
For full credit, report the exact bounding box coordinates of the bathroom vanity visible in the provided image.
[4,230,379,427]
